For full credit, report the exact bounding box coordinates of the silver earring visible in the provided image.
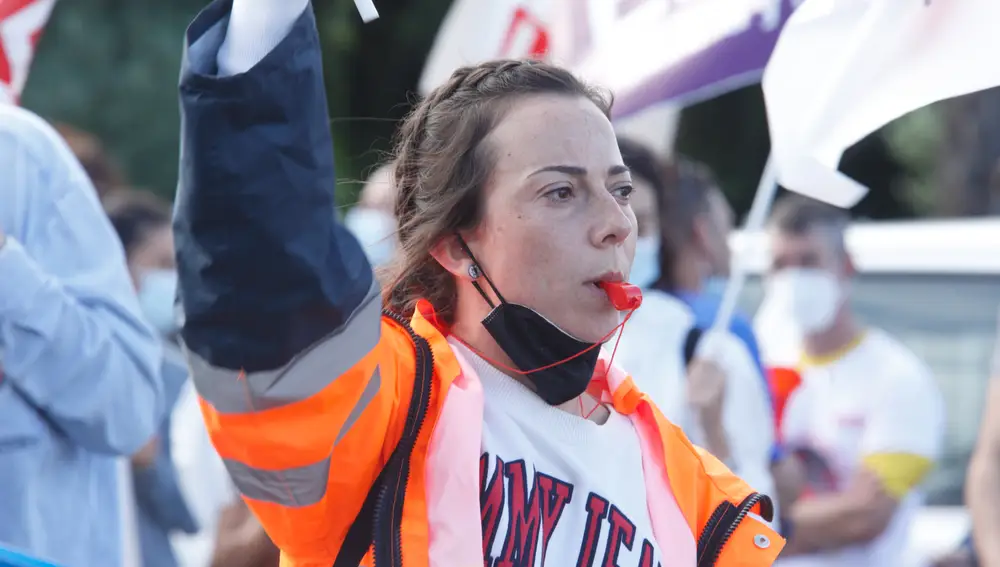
[468,264,481,279]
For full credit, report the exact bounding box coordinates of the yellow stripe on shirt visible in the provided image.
[862,453,933,499]
[800,330,868,368]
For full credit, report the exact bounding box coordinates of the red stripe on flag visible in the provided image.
[0,0,38,21]
[0,0,54,102]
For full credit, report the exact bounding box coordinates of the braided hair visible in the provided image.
[382,59,611,322]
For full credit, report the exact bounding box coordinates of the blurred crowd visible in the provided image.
[0,61,998,567]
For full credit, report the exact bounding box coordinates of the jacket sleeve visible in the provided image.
[175,2,405,563]
[0,109,164,456]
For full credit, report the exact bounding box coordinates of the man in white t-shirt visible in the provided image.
[758,196,944,567]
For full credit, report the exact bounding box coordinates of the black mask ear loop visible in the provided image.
[455,234,506,309]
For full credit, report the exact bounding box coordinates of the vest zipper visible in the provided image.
[696,492,773,567]
[372,309,435,567]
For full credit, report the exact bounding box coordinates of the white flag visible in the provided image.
[418,0,551,96]
[763,0,1000,208]
[0,0,56,105]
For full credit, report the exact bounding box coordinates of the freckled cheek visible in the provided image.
[523,232,579,291]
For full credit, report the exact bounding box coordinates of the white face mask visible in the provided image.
[628,236,661,289]
[138,269,179,336]
[344,207,396,268]
[764,268,842,334]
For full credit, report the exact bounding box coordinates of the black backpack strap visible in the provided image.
[334,464,387,566]
[334,309,432,567]
[683,326,704,368]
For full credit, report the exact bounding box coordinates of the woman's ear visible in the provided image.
[429,234,475,279]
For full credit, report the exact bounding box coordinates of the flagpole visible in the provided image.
[698,1,893,353]
[702,153,777,344]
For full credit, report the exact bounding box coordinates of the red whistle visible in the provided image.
[598,281,643,311]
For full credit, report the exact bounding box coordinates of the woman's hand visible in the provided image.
[687,358,731,463]
[687,358,726,429]
[211,500,280,567]
[131,436,159,469]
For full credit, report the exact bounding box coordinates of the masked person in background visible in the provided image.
[763,195,944,567]
[614,137,778,518]
[344,162,397,268]
[106,189,281,567]
[105,189,199,567]
[654,152,774,411]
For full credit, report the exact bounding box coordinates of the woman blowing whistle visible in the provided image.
[172,0,784,565]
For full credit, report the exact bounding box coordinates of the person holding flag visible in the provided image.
[613,137,779,516]
[171,0,784,565]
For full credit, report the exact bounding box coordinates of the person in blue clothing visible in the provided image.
[642,146,776,439]
[105,189,199,567]
[0,105,164,567]
[648,149,766,381]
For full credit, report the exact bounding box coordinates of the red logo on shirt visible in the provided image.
[480,453,660,567]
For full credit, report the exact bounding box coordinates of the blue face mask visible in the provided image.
[629,236,661,289]
[703,276,728,298]
[138,269,179,336]
[344,207,396,267]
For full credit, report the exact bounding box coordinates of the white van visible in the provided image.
[731,218,1000,563]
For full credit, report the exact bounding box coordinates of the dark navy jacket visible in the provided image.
[174,0,373,378]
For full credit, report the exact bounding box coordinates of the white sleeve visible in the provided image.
[702,330,777,498]
[217,0,311,76]
[860,355,944,459]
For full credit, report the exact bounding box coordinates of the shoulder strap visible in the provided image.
[683,326,704,368]
[334,309,429,567]
[334,459,386,566]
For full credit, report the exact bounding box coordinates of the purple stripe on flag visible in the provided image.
[609,0,798,118]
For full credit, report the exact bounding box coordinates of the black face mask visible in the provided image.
[459,240,602,406]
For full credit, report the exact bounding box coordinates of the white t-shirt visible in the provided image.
[449,340,666,566]
[777,329,944,567]
[614,290,778,509]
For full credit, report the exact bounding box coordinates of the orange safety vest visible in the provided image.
[197,299,784,567]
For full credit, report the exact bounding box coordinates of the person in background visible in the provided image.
[614,137,778,507]
[54,122,127,199]
[961,307,1000,567]
[105,189,279,567]
[0,104,163,566]
[104,189,200,567]
[343,161,397,268]
[654,151,774,419]
[764,195,944,566]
